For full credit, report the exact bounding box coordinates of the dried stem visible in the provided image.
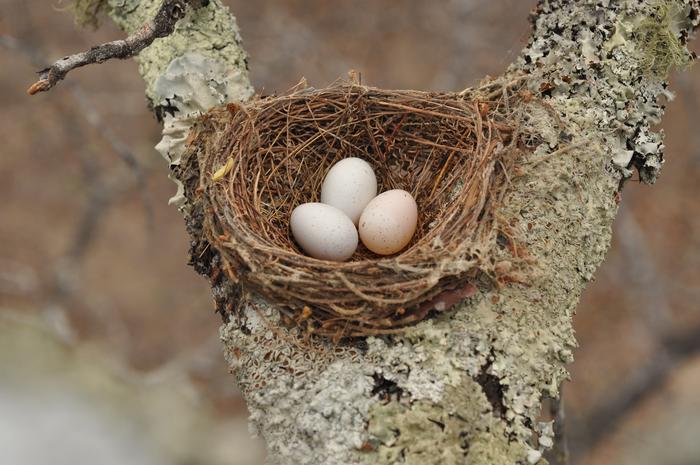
[27,0,208,95]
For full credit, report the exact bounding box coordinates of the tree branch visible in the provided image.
[27,0,208,95]
[32,0,699,464]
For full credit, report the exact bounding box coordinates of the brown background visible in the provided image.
[1,1,699,464]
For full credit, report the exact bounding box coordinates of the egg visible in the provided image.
[290,203,358,261]
[359,189,418,255]
[321,157,377,225]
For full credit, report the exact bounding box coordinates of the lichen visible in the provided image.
[217,2,696,464]
[106,0,251,106]
[153,52,253,205]
[521,0,698,183]
[365,380,528,465]
[636,0,694,76]
[221,298,371,465]
[244,360,373,465]
[103,0,253,205]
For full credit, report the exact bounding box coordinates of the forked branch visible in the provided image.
[27,0,209,95]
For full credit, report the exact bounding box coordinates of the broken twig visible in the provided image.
[27,0,208,95]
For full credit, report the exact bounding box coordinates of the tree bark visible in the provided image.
[96,1,699,464]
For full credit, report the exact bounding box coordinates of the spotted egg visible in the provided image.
[359,189,418,255]
[290,203,358,261]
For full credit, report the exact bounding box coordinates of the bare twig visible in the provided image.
[27,0,208,95]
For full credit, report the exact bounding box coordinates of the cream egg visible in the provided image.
[290,203,358,261]
[321,157,377,225]
[359,189,418,255]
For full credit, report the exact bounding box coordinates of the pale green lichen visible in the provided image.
[358,123,616,463]
[366,380,527,465]
[219,0,695,462]
[524,0,698,184]
[222,299,371,465]
[106,0,250,105]
[222,1,693,463]
[153,52,253,205]
[636,0,693,76]
[605,1,693,77]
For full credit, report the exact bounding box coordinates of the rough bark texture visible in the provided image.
[100,1,698,464]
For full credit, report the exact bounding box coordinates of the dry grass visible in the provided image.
[181,80,530,337]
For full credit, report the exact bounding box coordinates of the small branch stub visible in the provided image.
[27,0,208,95]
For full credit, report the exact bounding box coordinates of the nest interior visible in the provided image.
[181,82,525,337]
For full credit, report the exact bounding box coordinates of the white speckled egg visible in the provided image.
[359,189,418,255]
[290,203,358,261]
[321,157,377,225]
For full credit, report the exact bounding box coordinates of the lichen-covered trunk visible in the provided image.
[101,0,698,464]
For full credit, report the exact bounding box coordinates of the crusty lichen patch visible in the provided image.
[522,0,697,183]
[154,52,253,205]
[357,125,615,463]
[106,0,251,106]
[222,298,370,465]
[366,380,527,465]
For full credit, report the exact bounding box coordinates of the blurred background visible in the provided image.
[1,1,699,464]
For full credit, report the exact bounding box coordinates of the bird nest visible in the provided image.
[180,81,527,337]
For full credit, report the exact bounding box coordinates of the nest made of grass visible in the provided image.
[182,81,526,337]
